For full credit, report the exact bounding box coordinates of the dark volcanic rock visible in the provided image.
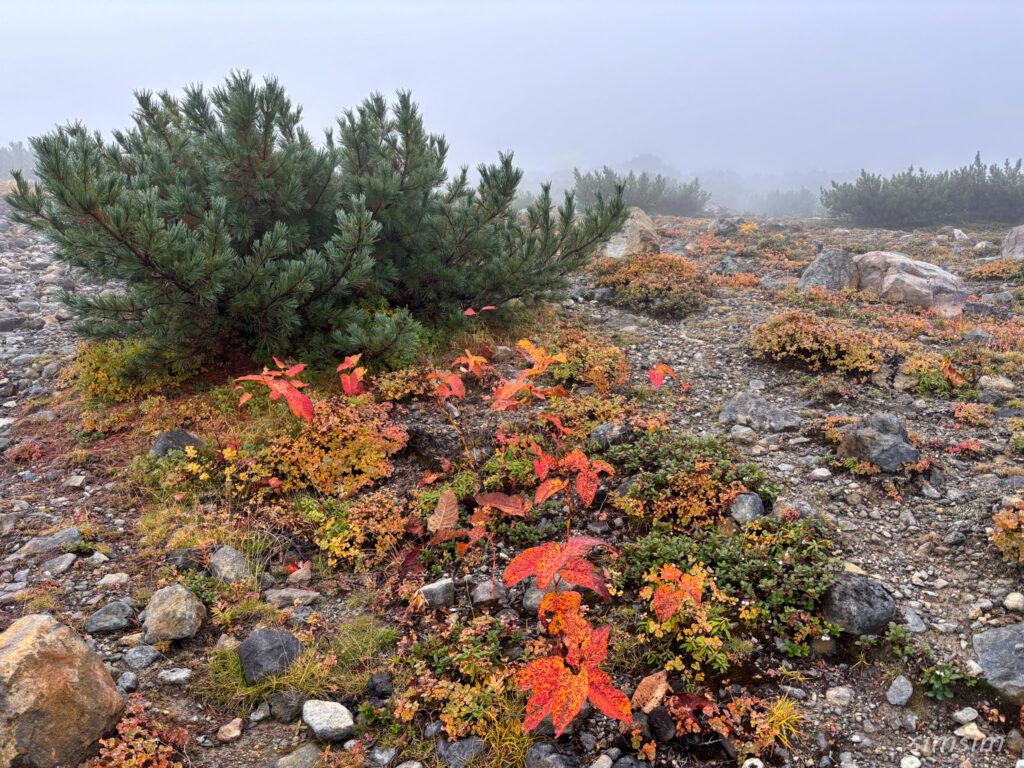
[822,573,896,635]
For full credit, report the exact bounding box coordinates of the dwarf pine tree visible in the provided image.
[5,73,625,371]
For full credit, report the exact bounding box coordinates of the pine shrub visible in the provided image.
[5,73,625,372]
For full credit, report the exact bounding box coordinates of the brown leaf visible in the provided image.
[631,670,669,713]
[428,489,459,533]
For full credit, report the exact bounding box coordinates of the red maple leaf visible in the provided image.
[648,363,678,389]
[503,536,609,591]
[517,620,632,736]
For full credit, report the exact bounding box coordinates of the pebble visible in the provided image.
[1004,592,1024,612]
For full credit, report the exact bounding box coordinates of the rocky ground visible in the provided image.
[2,201,1024,768]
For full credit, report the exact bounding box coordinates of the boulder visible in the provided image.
[149,429,205,458]
[238,628,303,685]
[589,422,634,450]
[718,390,801,433]
[83,601,134,634]
[418,577,455,608]
[1003,225,1024,259]
[729,493,765,524]
[142,583,206,643]
[797,249,967,315]
[852,251,967,316]
[835,413,920,473]
[597,207,659,260]
[973,623,1024,704]
[798,249,855,291]
[822,573,896,635]
[436,736,486,768]
[0,614,123,768]
[4,526,81,562]
[209,545,252,583]
[301,699,355,741]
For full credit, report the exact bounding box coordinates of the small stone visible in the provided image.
[730,424,756,443]
[238,628,302,684]
[84,602,134,634]
[64,474,87,489]
[96,572,130,588]
[729,492,765,524]
[900,757,921,768]
[264,588,319,607]
[116,671,138,692]
[470,579,508,606]
[1004,592,1024,612]
[952,706,978,724]
[209,546,252,583]
[216,717,243,743]
[157,668,192,685]
[954,722,986,741]
[268,689,305,723]
[276,742,323,768]
[250,700,271,722]
[885,675,913,706]
[825,686,854,706]
[436,737,486,768]
[418,577,455,608]
[142,583,205,643]
[123,644,161,670]
[149,429,205,458]
[302,699,355,741]
[810,467,832,480]
[41,552,77,576]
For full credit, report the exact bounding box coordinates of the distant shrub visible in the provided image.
[992,500,1024,564]
[593,254,713,318]
[967,258,1024,282]
[749,310,883,375]
[821,153,1024,227]
[307,490,411,569]
[574,166,710,216]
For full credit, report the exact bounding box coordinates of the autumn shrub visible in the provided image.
[616,516,838,656]
[74,339,200,404]
[391,614,525,738]
[82,694,188,768]
[268,396,408,497]
[372,366,434,402]
[900,351,976,399]
[692,517,840,656]
[549,326,628,392]
[749,310,883,375]
[605,430,779,529]
[307,490,411,569]
[992,500,1024,564]
[593,254,714,318]
[638,563,738,681]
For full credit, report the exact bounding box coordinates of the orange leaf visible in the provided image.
[575,471,600,508]
[476,492,532,517]
[632,670,669,713]
[535,478,565,505]
[427,489,459,533]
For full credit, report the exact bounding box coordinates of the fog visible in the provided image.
[3,0,1022,208]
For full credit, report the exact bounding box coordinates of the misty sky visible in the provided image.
[3,0,1023,179]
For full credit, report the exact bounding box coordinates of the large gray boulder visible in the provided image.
[597,207,659,260]
[718,390,801,433]
[0,614,124,768]
[798,249,855,291]
[1003,225,1024,259]
[835,413,920,473]
[973,623,1024,704]
[822,573,896,636]
[796,249,966,316]
[853,251,967,316]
